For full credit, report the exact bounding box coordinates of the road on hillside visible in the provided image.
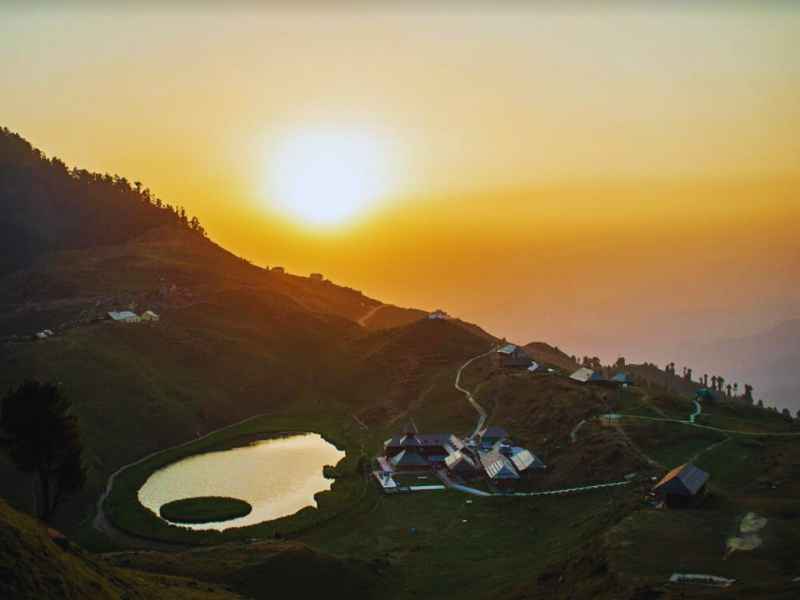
[454,347,497,438]
[357,303,385,327]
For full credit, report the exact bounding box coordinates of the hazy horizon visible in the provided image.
[3,3,798,405]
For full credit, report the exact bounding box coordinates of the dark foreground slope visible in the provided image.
[0,499,238,600]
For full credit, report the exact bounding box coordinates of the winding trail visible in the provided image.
[601,413,800,436]
[688,400,702,424]
[357,303,385,327]
[454,347,497,438]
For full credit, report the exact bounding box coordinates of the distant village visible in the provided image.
[374,333,712,509]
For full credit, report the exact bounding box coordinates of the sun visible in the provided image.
[267,128,394,227]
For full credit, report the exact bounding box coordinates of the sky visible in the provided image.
[2,3,799,381]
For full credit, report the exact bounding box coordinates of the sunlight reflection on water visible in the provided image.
[138,433,345,530]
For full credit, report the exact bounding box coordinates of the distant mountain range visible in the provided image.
[681,318,800,412]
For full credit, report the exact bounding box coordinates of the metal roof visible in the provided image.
[385,433,464,452]
[445,451,479,471]
[390,450,430,468]
[653,463,709,496]
[108,310,139,321]
[508,447,546,472]
[480,450,519,480]
[569,367,595,383]
[479,426,509,440]
[611,372,632,384]
[497,343,519,355]
[527,361,540,372]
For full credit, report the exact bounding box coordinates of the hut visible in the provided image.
[652,463,709,508]
[107,310,140,323]
[506,446,546,475]
[140,310,159,322]
[569,367,595,383]
[527,361,540,373]
[309,273,324,282]
[428,309,449,320]
[495,344,531,368]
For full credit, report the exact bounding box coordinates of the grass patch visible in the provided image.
[159,497,252,524]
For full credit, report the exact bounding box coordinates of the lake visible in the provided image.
[138,432,345,530]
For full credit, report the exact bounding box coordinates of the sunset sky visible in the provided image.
[3,3,799,366]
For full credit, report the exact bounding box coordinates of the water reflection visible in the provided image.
[138,433,345,530]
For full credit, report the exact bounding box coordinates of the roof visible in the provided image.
[611,372,633,384]
[480,450,519,480]
[479,426,508,440]
[390,450,430,468]
[497,343,519,355]
[570,367,595,383]
[108,310,139,321]
[385,433,464,452]
[445,450,479,471]
[508,447,546,472]
[653,463,709,496]
[588,372,606,382]
[528,361,540,373]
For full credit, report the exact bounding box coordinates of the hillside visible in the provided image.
[2,127,798,599]
[0,499,237,600]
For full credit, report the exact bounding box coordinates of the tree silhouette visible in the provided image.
[725,384,732,399]
[757,399,764,409]
[0,381,86,522]
[743,384,754,405]
[733,382,738,398]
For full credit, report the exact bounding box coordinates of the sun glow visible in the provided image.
[267,128,395,227]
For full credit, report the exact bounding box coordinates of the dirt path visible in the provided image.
[604,413,800,436]
[356,303,385,327]
[454,347,497,438]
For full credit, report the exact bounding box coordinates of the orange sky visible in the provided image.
[2,3,799,363]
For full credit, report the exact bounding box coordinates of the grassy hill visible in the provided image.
[2,127,798,599]
[0,499,238,600]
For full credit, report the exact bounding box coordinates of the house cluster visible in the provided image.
[107,310,159,324]
[569,367,633,386]
[375,423,545,492]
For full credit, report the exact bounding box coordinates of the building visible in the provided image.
[140,310,159,322]
[390,450,432,471]
[569,367,595,383]
[495,344,531,368]
[505,446,547,474]
[309,273,324,282]
[107,310,140,323]
[611,372,633,385]
[272,266,285,273]
[477,425,509,448]
[444,450,482,480]
[428,309,449,320]
[527,361,540,373]
[652,463,709,508]
[479,447,520,489]
[384,426,464,465]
